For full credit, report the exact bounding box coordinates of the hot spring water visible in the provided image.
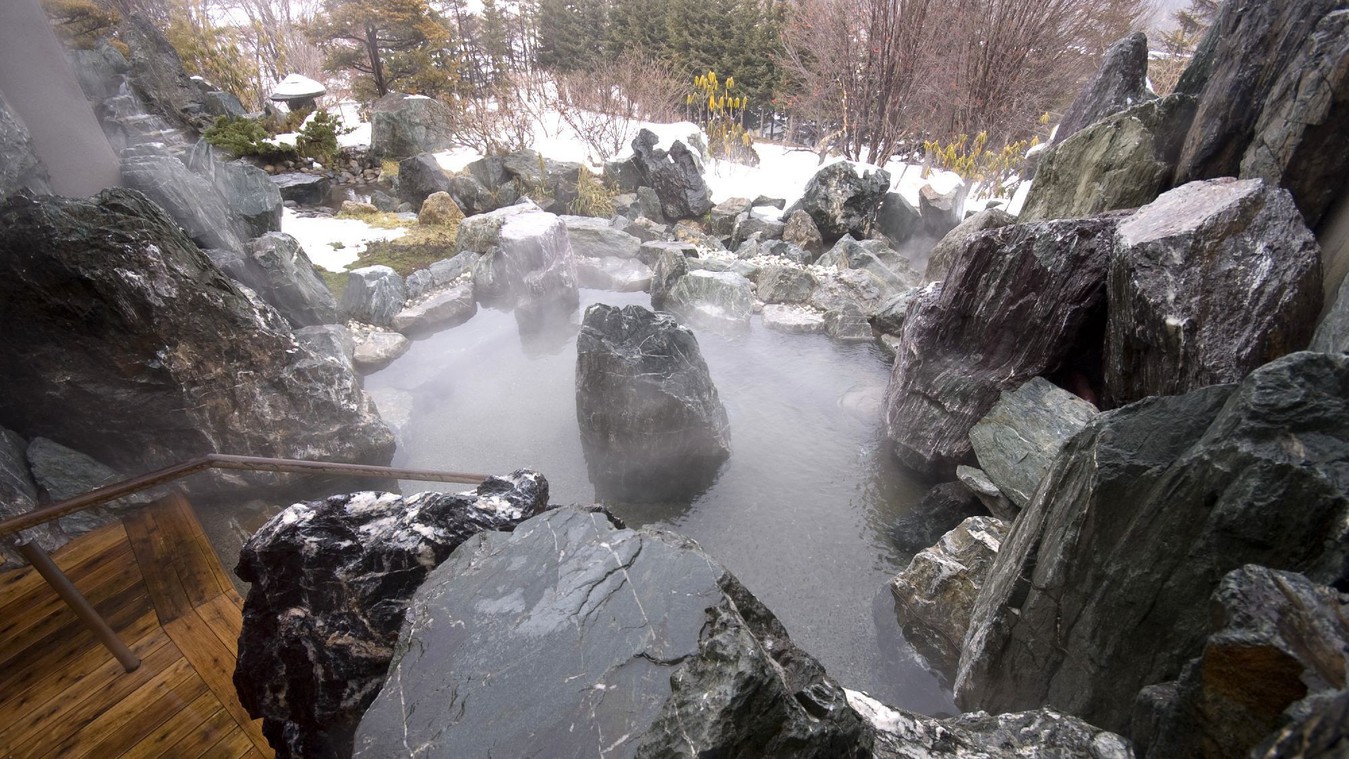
[366,288,956,714]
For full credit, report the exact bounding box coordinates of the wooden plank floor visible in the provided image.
[0,495,272,758]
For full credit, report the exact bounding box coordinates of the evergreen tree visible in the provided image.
[308,0,459,99]
[535,0,607,72]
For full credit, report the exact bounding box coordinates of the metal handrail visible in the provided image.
[0,453,490,539]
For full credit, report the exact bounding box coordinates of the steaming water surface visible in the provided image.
[367,289,956,714]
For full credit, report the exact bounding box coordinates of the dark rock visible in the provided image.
[0,189,392,472]
[26,437,152,535]
[203,89,245,119]
[294,324,355,371]
[395,153,452,207]
[270,172,330,207]
[890,481,987,556]
[0,427,60,567]
[891,516,1009,681]
[211,233,337,328]
[1105,179,1322,407]
[369,93,455,159]
[1021,94,1198,222]
[810,268,896,318]
[783,209,825,257]
[753,194,786,210]
[824,304,873,342]
[0,93,50,199]
[214,159,283,238]
[800,161,891,241]
[603,157,643,193]
[234,472,552,759]
[666,270,755,334]
[443,173,488,215]
[1251,690,1349,759]
[732,215,787,248]
[459,205,580,331]
[868,291,917,339]
[883,218,1115,476]
[956,351,1349,733]
[339,266,407,327]
[874,192,922,248]
[119,16,212,131]
[969,378,1097,509]
[576,305,730,502]
[353,507,868,758]
[955,465,1017,522]
[1134,565,1349,759]
[391,283,476,335]
[636,185,667,222]
[1053,32,1155,145]
[1176,0,1349,228]
[1312,271,1349,352]
[710,197,752,237]
[918,182,966,238]
[120,144,245,251]
[756,265,817,304]
[629,129,713,221]
[627,217,670,245]
[561,215,641,258]
[924,208,1015,282]
[649,247,689,311]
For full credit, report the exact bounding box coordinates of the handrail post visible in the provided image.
[9,537,140,672]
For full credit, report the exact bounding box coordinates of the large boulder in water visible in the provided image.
[459,204,580,331]
[369,93,455,159]
[629,128,713,221]
[1020,94,1197,222]
[1133,565,1349,759]
[0,93,50,200]
[799,161,891,241]
[1052,32,1155,144]
[339,265,407,327]
[956,351,1349,734]
[666,269,755,334]
[1104,179,1322,407]
[353,506,869,758]
[234,472,551,759]
[1176,0,1349,228]
[208,232,338,328]
[576,305,730,502]
[120,143,246,252]
[883,217,1116,476]
[0,188,393,472]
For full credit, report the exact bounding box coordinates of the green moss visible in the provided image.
[319,268,349,302]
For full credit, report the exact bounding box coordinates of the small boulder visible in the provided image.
[782,209,825,257]
[576,305,730,501]
[340,266,408,327]
[924,208,1016,282]
[756,265,817,304]
[955,466,1016,522]
[391,283,476,336]
[800,161,891,241]
[294,324,355,370]
[710,197,752,237]
[120,145,245,251]
[809,268,895,317]
[224,232,338,328]
[874,192,922,247]
[666,270,755,333]
[352,330,410,371]
[649,247,690,311]
[824,304,873,342]
[270,172,329,206]
[918,181,966,239]
[417,191,463,227]
[396,153,452,207]
[818,236,923,292]
[370,93,455,158]
[561,215,641,259]
[762,304,826,335]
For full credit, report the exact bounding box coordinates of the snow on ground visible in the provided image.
[284,207,406,272]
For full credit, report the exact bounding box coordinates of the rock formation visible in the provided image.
[234,472,551,758]
[923,208,1015,282]
[458,203,580,331]
[883,218,1116,476]
[208,233,338,328]
[369,93,456,158]
[353,506,869,758]
[629,128,713,221]
[339,266,407,327]
[0,189,393,473]
[957,351,1349,734]
[666,270,755,333]
[799,161,891,241]
[1105,179,1321,407]
[120,143,247,252]
[575,305,730,502]
[1053,32,1155,144]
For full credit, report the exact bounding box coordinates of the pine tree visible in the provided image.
[534,0,607,72]
[308,0,459,99]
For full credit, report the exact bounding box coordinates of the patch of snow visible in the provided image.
[282,207,408,272]
[271,73,326,100]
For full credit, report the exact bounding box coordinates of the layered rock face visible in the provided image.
[1052,32,1154,144]
[0,189,393,472]
[120,143,247,252]
[234,472,552,758]
[629,128,713,221]
[956,351,1349,734]
[354,507,869,758]
[1105,179,1321,406]
[799,161,891,241]
[883,218,1116,476]
[576,305,730,502]
[208,232,338,328]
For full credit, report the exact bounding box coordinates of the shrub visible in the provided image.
[296,109,352,167]
[203,116,295,161]
[570,167,616,217]
[923,131,1038,199]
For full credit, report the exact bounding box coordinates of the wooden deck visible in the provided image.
[0,495,273,758]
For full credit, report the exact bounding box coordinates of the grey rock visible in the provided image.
[824,304,873,342]
[270,172,330,206]
[352,330,410,371]
[0,93,50,200]
[576,306,730,501]
[0,427,61,565]
[758,240,812,266]
[1250,690,1349,759]
[493,150,582,215]
[561,215,641,258]
[869,289,919,337]
[783,209,825,257]
[119,16,213,131]
[294,324,355,370]
[354,507,868,758]
[1311,269,1349,352]
[762,304,826,335]
[710,196,752,236]
[918,182,966,239]
[630,129,713,221]
[574,255,653,292]
[956,352,1349,733]
[924,208,1016,281]
[67,41,130,103]
[428,252,473,286]
[120,145,245,251]
[1176,0,1349,228]
[1133,565,1349,759]
[636,185,667,223]
[340,266,407,327]
[649,247,690,311]
[626,216,669,243]
[636,239,693,267]
[733,215,787,248]
[891,516,1009,681]
[800,161,891,241]
[819,236,923,292]
[403,268,434,300]
[890,481,987,556]
[666,270,755,333]
[969,378,1098,509]
[603,158,643,193]
[213,159,283,238]
[753,195,786,209]
[210,232,337,328]
[235,472,551,758]
[462,206,580,332]
[1105,179,1322,407]
[810,268,897,318]
[875,192,922,248]
[0,189,393,473]
[391,283,476,335]
[395,153,452,207]
[883,218,1116,476]
[203,90,245,119]
[1021,94,1198,222]
[756,266,817,304]
[955,466,1016,522]
[369,93,455,159]
[1054,32,1155,145]
[27,437,150,535]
